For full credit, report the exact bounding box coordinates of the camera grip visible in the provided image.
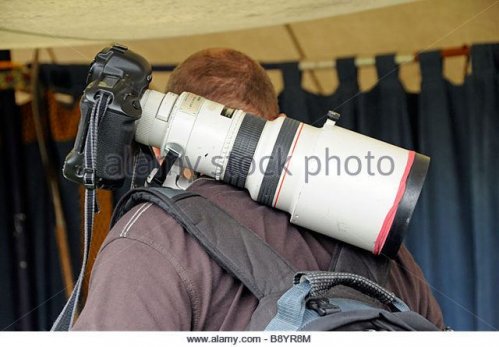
[95,110,136,189]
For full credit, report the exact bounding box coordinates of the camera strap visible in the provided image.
[51,92,112,331]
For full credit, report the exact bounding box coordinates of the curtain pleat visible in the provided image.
[466,44,499,330]
[412,51,475,330]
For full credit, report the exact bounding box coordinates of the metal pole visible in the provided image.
[30,49,74,297]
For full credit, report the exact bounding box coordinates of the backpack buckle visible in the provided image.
[83,167,96,189]
[306,298,341,316]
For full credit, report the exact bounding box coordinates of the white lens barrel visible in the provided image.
[271,122,417,254]
[136,90,176,147]
[136,90,429,257]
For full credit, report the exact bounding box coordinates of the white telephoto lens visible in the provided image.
[136,90,430,257]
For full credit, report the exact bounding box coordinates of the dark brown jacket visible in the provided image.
[73,178,444,330]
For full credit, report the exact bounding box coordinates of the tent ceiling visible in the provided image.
[0,0,415,49]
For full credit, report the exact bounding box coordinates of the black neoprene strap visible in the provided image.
[112,186,297,298]
[328,242,391,287]
[223,114,266,188]
[51,93,112,331]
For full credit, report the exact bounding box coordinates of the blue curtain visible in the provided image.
[0,99,82,331]
[279,43,499,331]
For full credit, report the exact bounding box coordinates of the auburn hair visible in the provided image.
[166,48,279,120]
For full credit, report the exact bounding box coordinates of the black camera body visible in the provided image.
[63,44,152,189]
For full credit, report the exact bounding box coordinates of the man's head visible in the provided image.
[166,48,279,120]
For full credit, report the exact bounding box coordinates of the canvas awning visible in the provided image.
[0,0,415,49]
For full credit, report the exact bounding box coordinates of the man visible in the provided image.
[72,48,444,330]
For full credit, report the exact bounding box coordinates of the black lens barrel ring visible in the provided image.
[257,118,300,206]
[223,114,266,188]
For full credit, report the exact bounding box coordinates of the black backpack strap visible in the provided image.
[328,242,391,287]
[112,187,297,299]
